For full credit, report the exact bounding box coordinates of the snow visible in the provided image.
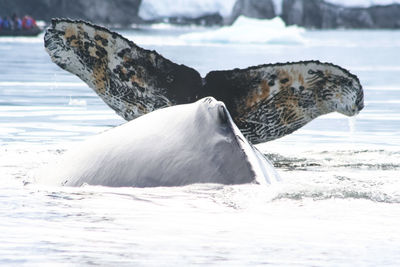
[180,16,305,45]
[325,0,400,7]
[138,0,399,21]
[139,0,236,20]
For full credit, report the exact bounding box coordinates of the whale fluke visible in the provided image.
[45,19,364,143]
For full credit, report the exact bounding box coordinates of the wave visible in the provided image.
[179,16,305,45]
[0,34,44,43]
[0,81,86,87]
[68,98,87,106]
[3,142,399,207]
[272,188,400,203]
[365,86,400,91]
[350,66,400,72]
[262,147,400,204]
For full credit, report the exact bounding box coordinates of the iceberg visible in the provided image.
[139,0,236,20]
[179,16,305,45]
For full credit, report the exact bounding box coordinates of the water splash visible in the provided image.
[347,116,358,149]
[348,116,357,135]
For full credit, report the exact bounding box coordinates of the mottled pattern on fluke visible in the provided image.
[44,19,364,144]
[44,19,203,120]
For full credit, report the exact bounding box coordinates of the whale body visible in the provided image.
[36,97,279,187]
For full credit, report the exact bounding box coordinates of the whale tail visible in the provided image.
[45,19,364,144]
[44,19,202,120]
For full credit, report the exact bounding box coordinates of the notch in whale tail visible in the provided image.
[45,19,364,144]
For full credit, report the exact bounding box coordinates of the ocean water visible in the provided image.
[0,27,400,266]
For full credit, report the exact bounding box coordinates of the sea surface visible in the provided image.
[0,26,399,266]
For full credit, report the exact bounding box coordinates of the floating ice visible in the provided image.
[139,0,236,20]
[68,97,87,106]
[180,16,305,45]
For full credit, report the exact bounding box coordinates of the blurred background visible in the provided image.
[1,0,400,29]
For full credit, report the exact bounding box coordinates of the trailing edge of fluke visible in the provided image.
[44,18,364,144]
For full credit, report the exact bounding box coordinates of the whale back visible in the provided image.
[36,97,278,187]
